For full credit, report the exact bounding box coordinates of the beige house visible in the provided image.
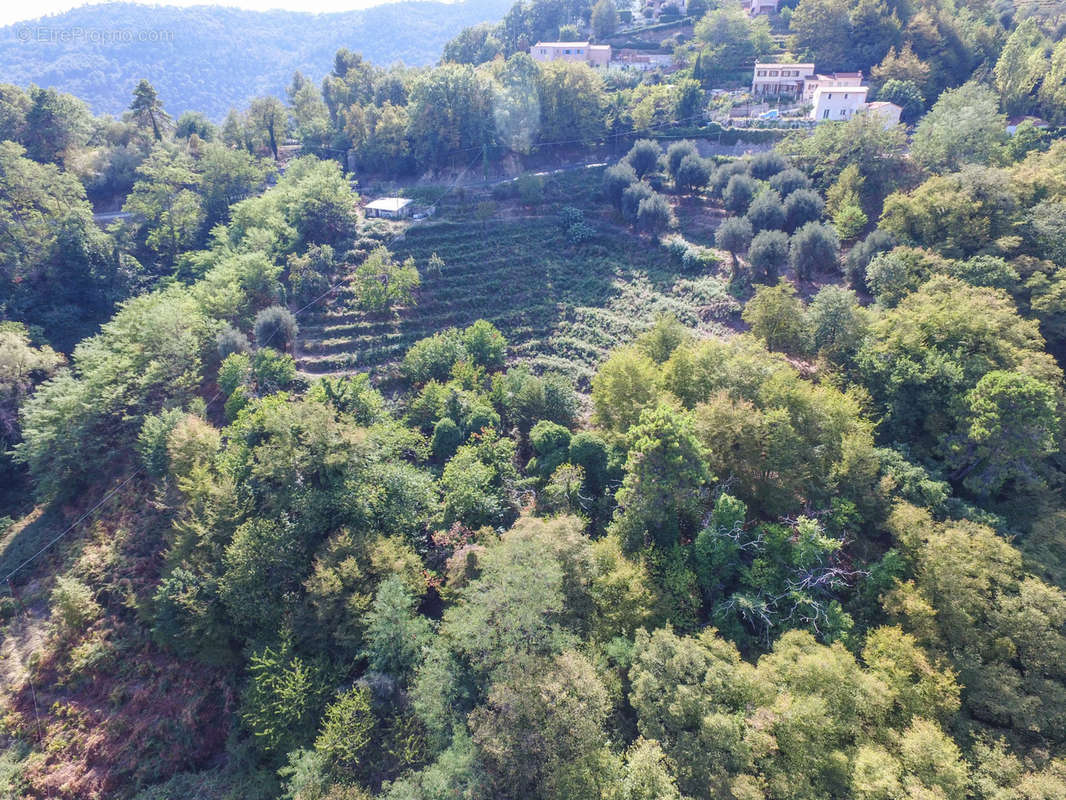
[865,101,902,128]
[802,71,863,101]
[752,62,815,96]
[530,42,612,68]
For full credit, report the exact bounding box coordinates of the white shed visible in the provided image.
[365,197,414,219]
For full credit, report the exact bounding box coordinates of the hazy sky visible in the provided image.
[2,0,401,27]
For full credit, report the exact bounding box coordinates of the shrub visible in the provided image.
[432,417,463,462]
[218,352,252,396]
[517,173,545,204]
[622,181,655,224]
[742,279,810,354]
[50,576,101,639]
[403,329,465,385]
[462,320,507,371]
[749,150,788,180]
[789,221,840,280]
[723,174,758,214]
[745,191,785,232]
[748,229,790,283]
[253,305,299,351]
[252,347,296,392]
[216,324,251,359]
[783,189,825,232]
[626,139,663,179]
[637,193,675,238]
[137,408,186,477]
[675,155,711,194]
[769,167,812,197]
[604,162,638,209]
[666,140,699,181]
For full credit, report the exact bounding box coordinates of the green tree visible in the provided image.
[129,79,172,142]
[675,155,710,195]
[241,640,329,759]
[611,403,711,551]
[789,221,840,280]
[636,192,675,239]
[715,216,753,267]
[626,139,663,180]
[363,576,433,680]
[248,95,289,160]
[749,229,790,282]
[350,246,421,313]
[911,83,1007,174]
[877,79,925,123]
[993,18,1049,117]
[122,146,205,265]
[746,191,786,232]
[723,174,757,214]
[591,0,618,38]
[743,279,810,354]
[948,370,1060,496]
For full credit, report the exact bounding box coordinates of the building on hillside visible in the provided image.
[530,42,612,67]
[802,71,864,101]
[751,62,815,96]
[864,100,902,128]
[365,197,414,219]
[748,0,779,15]
[1006,115,1050,135]
[810,86,869,121]
[609,49,675,71]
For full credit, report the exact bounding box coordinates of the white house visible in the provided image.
[365,197,414,219]
[810,86,869,121]
[751,62,815,96]
[864,101,902,128]
[748,0,779,14]
[802,71,863,101]
[530,42,612,68]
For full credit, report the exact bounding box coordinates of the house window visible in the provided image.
[844,93,848,99]
[841,109,847,117]
[823,109,830,119]
[577,49,583,53]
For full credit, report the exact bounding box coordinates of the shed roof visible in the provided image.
[365,197,413,212]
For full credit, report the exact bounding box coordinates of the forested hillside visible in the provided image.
[4,0,1066,797]
[0,0,512,118]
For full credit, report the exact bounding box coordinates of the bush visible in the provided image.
[783,189,825,232]
[723,174,758,214]
[604,162,638,209]
[789,221,840,280]
[218,352,251,396]
[745,191,785,232]
[432,417,463,462]
[769,167,812,197]
[742,279,810,354]
[666,140,699,180]
[845,229,896,288]
[622,181,655,224]
[252,347,296,392]
[517,173,545,204]
[216,324,251,359]
[50,576,101,639]
[254,305,299,351]
[748,229,790,283]
[749,151,788,180]
[403,329,465,385]
[137,408,186,477]
[637,192,675,238]
[710,160,751,197]
[462,320,507,371]
[675,155,711,194]
[626,139,663,179]
[833,205,868,240]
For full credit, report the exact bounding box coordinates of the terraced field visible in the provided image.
[296,212,742,387]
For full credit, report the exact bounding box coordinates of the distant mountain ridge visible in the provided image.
[0,1,511,119]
